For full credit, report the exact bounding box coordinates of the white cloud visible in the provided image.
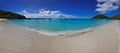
[96,0,120,14]
[19,9,79,19]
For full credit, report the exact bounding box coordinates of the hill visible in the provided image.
[0,10,26,19]
[112,14,120,20]
[92,14,110,19]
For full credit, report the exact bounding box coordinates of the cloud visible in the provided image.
[96,0,120,14]
[19,9,79,19]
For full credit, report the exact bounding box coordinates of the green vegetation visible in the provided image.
[0,10,26,19]
[92,14,120,20]
[112,14,120,20]
[92,14,110,19]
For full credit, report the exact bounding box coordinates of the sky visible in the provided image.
[0,0,120,18]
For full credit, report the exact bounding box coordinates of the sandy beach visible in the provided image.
[0,20,119,53]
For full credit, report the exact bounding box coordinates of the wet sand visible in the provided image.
[0,20,119,53]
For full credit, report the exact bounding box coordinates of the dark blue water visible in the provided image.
[10,19,111,32]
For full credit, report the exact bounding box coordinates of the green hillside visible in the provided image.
[112,14,120,20]
[92,14,110,19]
[0,10,26,19]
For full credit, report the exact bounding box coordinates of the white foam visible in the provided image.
[24,27,94,36]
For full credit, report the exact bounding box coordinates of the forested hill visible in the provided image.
[0,10,26,19]
[92,14,120,20]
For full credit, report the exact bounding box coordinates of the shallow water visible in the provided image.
[10,19,111,32]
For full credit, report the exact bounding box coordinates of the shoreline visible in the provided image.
[0,19,7,21]
[1,19,118,37]
[8,20,113,36]
[0,20,119,53]
[24,26,94,36]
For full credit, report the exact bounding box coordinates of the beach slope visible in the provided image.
[0,20,119,53]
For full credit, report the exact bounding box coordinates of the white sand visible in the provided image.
[0,20,119,53]
[0,19,7,22]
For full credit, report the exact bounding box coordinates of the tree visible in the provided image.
[0,10,26,19]
[112,14,120,20]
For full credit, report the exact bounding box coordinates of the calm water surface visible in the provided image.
[10,19,111,32]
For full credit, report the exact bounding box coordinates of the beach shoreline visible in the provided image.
[0,20,119,53]
[8,19,113,36]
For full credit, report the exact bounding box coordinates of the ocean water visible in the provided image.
[9,19,111,32]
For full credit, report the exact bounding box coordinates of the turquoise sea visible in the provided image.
[10,19,111,32]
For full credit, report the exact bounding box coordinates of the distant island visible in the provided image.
[0,10,26,19]
[28,14,120,20]
[92,14,120,20]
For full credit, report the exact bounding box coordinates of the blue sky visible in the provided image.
[0,0,120,18]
